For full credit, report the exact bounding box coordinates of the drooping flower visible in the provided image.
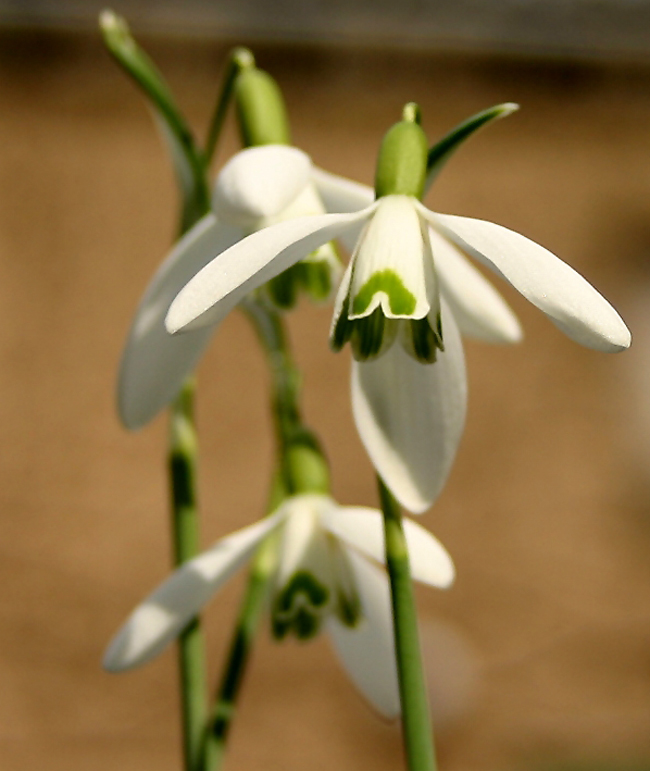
[165,156,631,513]
[103,493,455,718]
[118,144,343,430]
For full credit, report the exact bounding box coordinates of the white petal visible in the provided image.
[352,304,467,514]
[325,549,400,719]
[103,514,283,672]
[321,505,385,564]
[310,167,375,251]
[118,214,243,429]
[311,167,374,213]
[431,213,631,352]
[166,207,376,333]
[212,146,312,226]
[322,507,455,588]
[275,495,333,589]
[350,196,430,320]
[429,227,523,344]
[402,519,455,588]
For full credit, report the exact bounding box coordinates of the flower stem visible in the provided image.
[201,301,329,771]
[378,477,437,771]
[202,527,279,771]
[169,380,209,771]
[240,298,300,446]
[204,47,256,169]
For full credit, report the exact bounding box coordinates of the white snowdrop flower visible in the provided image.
[104,494,455,719]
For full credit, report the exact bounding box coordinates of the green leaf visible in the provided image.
[425,102,519,193]
[99,10,209,229]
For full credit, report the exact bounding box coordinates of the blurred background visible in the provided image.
[0,2,649,770]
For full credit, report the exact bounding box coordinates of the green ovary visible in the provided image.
[351,269,416,317]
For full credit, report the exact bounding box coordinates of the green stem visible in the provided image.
[378,478,437,771]
[204,47,256,168]
[202,300,329,771]
[239,297,301,450]
[202,528,279,770]
[169,380,209,771]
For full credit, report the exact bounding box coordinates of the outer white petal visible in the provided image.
[325,548,400,719]
[352,303,467,514]
[311,167,374,213]
[103,513,283,672]
[350,196,430,320]
[118,214,243,429]
[311,167,374,253]
[401,519,455,588]
[212,146,312,226]
[167,207,376,333]
[431,213,631,352]
[320,505,385,564]
[429,227,523,344]
[322,507,455,588]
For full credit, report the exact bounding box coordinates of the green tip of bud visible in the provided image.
[283,431,330,495]
[234,67,291,147]
[402,102,422,125]
[375,113,428,200]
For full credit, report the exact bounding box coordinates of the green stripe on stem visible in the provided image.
[378,477,437,771]
[202,526,280,770]
[170,380,208,771]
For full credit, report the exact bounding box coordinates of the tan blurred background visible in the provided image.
[0,9,650,771]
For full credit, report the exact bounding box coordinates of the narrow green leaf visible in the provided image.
[99,10,209,228]
[425,102,519,193]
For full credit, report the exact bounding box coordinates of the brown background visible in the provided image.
[0,28,649,771]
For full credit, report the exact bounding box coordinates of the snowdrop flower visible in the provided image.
[103,493,455,718]
[118,144,342,430]
[166,112,630,513]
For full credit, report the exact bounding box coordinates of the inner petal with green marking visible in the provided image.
[349,195,430,320]
[271,569,330,640]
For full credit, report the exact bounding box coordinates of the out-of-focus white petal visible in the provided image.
[402,519,455,588]
[431,212,631,352]
[321,505,385,564]
[322,507,455,588]
[352,303,467,514]
[167,207,376,333]
[118,213,243,429]
[350,196,430,320]
[429,227,523,344]
[311,168,374,253]
[103,514,283,672]
[325,548,400,719]
[275,495,332,589]
[212,145,312,226]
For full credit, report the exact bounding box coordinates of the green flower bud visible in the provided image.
[374,103,428,200]
[234,68,291,147]
[282,432,331,495]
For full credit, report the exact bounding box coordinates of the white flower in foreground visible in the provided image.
[103,494,454,718]
[118,144,341,430]
[166,169,630,513]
